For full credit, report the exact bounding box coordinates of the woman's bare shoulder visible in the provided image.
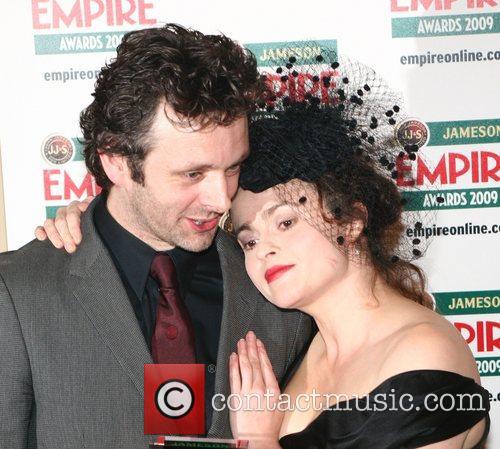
[377,304,480,384]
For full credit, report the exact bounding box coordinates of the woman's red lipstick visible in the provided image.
[265,265,295,284]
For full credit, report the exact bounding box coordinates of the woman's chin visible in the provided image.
[265,292,302,310]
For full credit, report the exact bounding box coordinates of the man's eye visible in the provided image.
[226,165,241,175]
[186,171,202,180]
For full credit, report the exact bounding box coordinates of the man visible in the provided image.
[0,24,312,449]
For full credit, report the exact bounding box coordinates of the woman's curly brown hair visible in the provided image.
[80,23,266,190]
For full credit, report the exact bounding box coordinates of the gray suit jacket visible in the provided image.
[0,201,313,449]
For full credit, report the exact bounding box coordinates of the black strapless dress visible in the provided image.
[279,370,490,449]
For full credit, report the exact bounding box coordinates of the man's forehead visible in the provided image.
[153,101,249,133]
[171,146,250,171]
[149,106,246,140]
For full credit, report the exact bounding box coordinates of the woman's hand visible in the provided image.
[34,196,94,253]
[229,331,283,449]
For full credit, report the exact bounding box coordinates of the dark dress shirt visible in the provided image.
[93,195,223,431]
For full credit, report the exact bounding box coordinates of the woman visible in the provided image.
[223,55,490,448]
[36,57,490,448]
[226,108,490,448]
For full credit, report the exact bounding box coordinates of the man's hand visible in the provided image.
[229,331,283,449]
[34,196,94,253]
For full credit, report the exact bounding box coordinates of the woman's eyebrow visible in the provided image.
[234,223,251,237]
[234,202,289,237]
[262,202,289,220]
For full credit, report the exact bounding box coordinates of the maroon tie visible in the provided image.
[150,254,196,364]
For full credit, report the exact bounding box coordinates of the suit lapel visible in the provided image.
[68,200,152,396]
[208,230,260,438]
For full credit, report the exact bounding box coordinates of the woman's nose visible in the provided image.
[256,239,278,260]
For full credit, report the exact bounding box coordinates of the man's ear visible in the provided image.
[99,152,130,187]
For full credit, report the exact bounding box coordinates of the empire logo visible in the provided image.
[32,0,156,29]
[391,0,499,38]
[396,151,499,187]
[263,69,340,105]
[44,170,101,201]
[454,321,500,353]
[391,0,498,12]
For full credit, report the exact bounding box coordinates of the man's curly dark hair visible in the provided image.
[80,23,265,190]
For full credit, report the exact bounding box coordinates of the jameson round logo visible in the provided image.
[41,134,74,165]
[395,118,430,149]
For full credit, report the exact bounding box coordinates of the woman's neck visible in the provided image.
[301,265,393,367]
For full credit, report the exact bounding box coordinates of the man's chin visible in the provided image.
[175,229,218,253]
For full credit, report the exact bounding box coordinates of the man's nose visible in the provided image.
[200,173,231,213]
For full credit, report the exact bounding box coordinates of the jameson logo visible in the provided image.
[42,134,74,165]
[245,40,337,67]
[433,290,500,315]
[32,0,157,55]
[395,119,430,149]
[427,119,500,146]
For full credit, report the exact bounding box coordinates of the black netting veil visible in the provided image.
[236,44,438,265]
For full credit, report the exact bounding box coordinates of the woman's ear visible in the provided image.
[99,151,131,187]
[347,202,368,243]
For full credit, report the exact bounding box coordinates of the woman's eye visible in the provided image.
[279,218,295,229]
[242,240,257,250]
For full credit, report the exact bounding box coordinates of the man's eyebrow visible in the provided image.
[232,151,250,166]
[234,202,289,236]
[174,163,214,173]
[175,153,249,173]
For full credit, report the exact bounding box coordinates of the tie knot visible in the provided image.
[150,254,178,289]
